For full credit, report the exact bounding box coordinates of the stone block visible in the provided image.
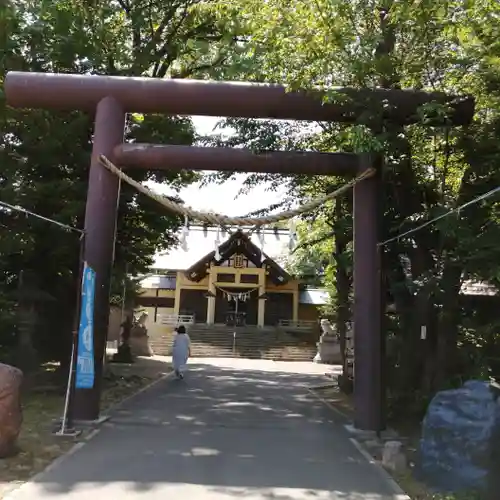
[313,343,342,364]
[0,363,23,458]
[419,380,500,493]
[382,440,407,472]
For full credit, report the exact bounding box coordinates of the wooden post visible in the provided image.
[207,267,216,324]
[353,155,384,432]
[73,97,125,421]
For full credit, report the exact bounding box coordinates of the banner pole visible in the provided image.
[55,233,86,436]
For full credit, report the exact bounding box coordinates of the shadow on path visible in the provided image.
[10,361,400,499]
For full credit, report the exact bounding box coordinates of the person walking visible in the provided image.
[172,325,191,379]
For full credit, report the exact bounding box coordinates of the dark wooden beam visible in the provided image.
[5,72,474,125]
[112,144,359,176]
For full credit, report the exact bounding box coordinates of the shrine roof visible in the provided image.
[299,288,329,305]
[151,228,290,272]
[185,230,291,285]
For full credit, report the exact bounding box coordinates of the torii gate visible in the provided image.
[4,72,474,431]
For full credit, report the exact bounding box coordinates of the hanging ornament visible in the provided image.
[214,227,221,261]
[288,219,298,251]
[258,227,265,251]
[180,215,189,251]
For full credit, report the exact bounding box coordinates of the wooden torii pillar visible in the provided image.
[4,72,474,431]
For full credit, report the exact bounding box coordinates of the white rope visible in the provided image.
[0,199,84,234]
[100,155,375,226]
[379,184,500,247]
[216,285,260,296]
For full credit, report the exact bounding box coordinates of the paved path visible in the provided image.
[8,358,403,500]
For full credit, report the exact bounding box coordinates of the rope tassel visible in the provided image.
[257,227,265,250]
[288,219,298,251]
[99,155,376,227]
[180,215,189,251]
[214,227,221,261]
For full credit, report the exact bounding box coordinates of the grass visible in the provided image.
[0,392,70,492]
[0,355,171,498]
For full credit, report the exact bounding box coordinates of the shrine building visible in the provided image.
[136,228,327,329]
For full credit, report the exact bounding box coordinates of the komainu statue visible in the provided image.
[130,312,154,357]
[313,318,341,364]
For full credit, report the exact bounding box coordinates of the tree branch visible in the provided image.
[116,0,131,14]
[291,230,335,254]
[172,52,229,78]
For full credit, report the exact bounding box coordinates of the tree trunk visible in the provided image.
[334,201,350,356]
[434,259,462,390]
[15,305,39,373]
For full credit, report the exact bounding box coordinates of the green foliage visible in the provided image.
[2,0,500,418]
[284,219,333,283]
[0,0,236,364]
[201,0,500,413]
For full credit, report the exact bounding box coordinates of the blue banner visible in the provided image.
[75,263,96,389]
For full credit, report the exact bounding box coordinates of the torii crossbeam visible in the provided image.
[4,71,475,432]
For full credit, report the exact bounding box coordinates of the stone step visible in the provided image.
[150,332,311,340]
[150,344,314,353]
[149,344,316,360]
[148,325,317,362]
[149,333,308,340]
[150,339,314,347]
[150,341,316,350]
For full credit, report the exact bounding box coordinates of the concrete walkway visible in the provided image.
[8,358,403,500]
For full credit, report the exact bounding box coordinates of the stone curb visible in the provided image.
[3,370,174,500]
[306,386,352,421]
[103,369,174,413]
[308,387,411,500]
[348,438,411,500]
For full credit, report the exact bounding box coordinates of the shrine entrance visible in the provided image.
[264,293,293,327]
[215,287,259,327]
[4,71,474,432]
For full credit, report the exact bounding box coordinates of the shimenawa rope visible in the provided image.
[99,155,375,226]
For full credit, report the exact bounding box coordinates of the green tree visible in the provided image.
[283,219,333,286]
[0,0,237,367]
[205,0,500,415]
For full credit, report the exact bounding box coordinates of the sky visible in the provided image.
[145,116,291,270]
[146,116,288,215]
